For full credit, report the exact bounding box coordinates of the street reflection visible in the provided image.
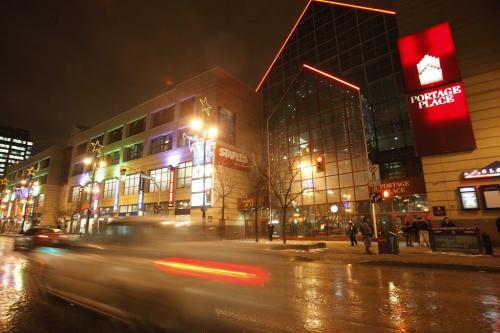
[294,265,327,332]
[387,281,409,332]
[0,242,27,331]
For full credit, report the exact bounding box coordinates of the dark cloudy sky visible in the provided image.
[0,0,306,152]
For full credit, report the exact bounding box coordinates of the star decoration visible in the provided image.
[0,178,8,186]
[91,140,104,154]
[27,166,37,176]
[199,97,212,116]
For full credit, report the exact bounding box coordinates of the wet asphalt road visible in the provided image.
[1,236,499,333]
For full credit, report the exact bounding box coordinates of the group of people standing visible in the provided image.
[348,219,373,254]
[402,217,430,247]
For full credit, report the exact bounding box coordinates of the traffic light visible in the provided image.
[382,189,391,200]
[316,155,325,173]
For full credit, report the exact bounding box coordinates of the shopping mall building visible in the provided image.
[1,0,499,241]
[257,0,499,240]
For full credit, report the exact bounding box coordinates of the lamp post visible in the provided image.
[83,140,105,235]
[19,166,37,234]
[190,118,217,232]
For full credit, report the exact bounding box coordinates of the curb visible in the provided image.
[269,242,327,251]
[357,260,500,273]
[0,233,20,237]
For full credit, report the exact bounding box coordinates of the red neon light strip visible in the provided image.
[314,0,396,15]
[255,0,395,92]
[302,64,360,91]
[155,257,270,287]
[255,0,313,92]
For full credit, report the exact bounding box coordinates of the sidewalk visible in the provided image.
[234,239,500,272]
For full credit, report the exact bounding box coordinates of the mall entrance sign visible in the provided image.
[398,22,476,156]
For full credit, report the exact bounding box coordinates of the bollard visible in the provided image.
[482,233,493,255]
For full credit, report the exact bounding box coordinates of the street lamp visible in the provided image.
[190,118,217,232]
[82,140,105,235]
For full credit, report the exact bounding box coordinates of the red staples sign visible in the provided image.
[398,22,461,93]
[408,82,475,156]
[399,22,476,156]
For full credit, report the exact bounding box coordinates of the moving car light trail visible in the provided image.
[155,257,269,286]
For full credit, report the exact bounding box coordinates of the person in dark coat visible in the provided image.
[441,217,455,228]
[267,223,274,241]
[403,220,413,246]
[348,221,358,246]
[359,220,373,254]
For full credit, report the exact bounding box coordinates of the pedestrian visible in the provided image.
[417,217,430,247]
[441,217,455,228]
[267,223,274,241]
[359,219,373,254]
[348,221,358,246]
[411,217,420,245]
[403,220,413,246]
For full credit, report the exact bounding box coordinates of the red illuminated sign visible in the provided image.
[398,22,461,93]
[399,22,476,156]
[408,82,475,156]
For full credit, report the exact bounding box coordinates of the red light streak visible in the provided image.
[302,64,360,91]
[155,257,269,287]
[255,0,395,92]
[36,235,49,238]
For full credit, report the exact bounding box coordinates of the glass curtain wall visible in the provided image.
[267,70,372,237]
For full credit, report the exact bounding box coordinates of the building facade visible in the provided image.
[0,127,33,177]
[257,0,428,235]
[1,146,69,231]
[396,0,500,243]
[58,68,260,236]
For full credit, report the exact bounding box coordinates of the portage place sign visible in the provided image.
[398,22,475,157]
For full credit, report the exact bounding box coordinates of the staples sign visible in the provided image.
[398,22,461,93]
[216,146,249,172]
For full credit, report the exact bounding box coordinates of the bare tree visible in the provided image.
[248,148,269,242]
[268,157,310,244]
[213,165,235,238]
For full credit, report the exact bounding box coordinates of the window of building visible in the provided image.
[69,186,82,203]
[127,118,146,137]
[72,163,84,176]
[176,161,192,188]
[119,204,139,215]
[149,167,170,192]
[38,174,48,185]
[124,173,141,195]
[180,97,195,118]
[74,142,87,156]
[124,143,143,162]
[150,134,173,155]
[217,107,235,144]
[105,150,120,165]
[103,178,118,199]
[107,127,123,144]
[177,128,194,148]
[39,158,50,169]
[151,105,175,128]
[99,207,114,217]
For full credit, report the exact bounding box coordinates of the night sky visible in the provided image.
[0,0,306,152]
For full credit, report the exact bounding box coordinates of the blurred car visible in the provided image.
[14,226,68,251]
[28,217,299,332]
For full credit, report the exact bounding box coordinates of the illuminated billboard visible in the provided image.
[398,22,461,93]
[398,22,476,156]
